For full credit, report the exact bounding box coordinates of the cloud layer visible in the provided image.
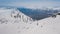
[0,0,60,8]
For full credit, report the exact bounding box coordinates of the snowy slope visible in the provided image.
[0,15,60,34]
[31,15,60,34]
[0,8,33,24]
[0,7,60,34]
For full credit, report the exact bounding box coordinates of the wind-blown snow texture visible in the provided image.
[0,7,60,34]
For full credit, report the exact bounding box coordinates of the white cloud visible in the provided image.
[2,1,60,8]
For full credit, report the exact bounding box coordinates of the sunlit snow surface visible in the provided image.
[0,8,60,34]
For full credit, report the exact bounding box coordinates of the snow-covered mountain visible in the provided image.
[0,7,33,24]
[0,7,60,23]
[17,7,60,20]
[0,7,60,34]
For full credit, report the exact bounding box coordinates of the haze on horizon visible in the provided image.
[0,0,60,8]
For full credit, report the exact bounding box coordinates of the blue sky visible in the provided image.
[0,0,60,8]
